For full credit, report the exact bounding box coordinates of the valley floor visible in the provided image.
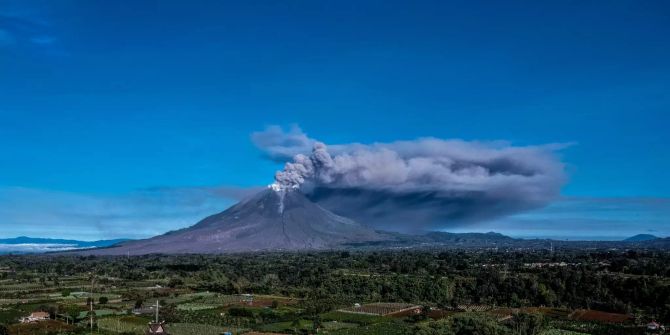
[0,249,667,335]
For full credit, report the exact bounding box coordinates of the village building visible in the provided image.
[146,321,168,334]
[240,293,254,305]
[20,311,49,323]
[646,321,665,334]
[146,300,169,335]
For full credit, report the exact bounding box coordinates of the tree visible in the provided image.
[291,318,301,334]
[64,305,80,325]
[167,277,184,288]
[450,314,508,335]
[312,315,322,332]
[510,312,545,335]
[414,319,454,335]
[98,296,109,304]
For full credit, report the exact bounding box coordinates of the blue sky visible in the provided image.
[0,0,668,240]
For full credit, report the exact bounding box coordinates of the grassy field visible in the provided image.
[97,315,151,334]
[541,330,590,335]
[322,320,359,330]
[321,311,390,325]
[258,319,314,333]
[326,320,411,335]
[176,302,220,311]
[167,322,239,335]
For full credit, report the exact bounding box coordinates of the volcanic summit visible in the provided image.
[87,187,387,255]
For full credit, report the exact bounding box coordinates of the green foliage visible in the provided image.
[0,249,667,334]
[329,320,411,335]
[510,312,547,335]
[167,322,233,335]
[320,311,389,325]
[175,303,218,311]
[226,307,254,317]
[415,313,509,335]
[540,330,590,335]
[98,316,150,334]
[260,319,313,333]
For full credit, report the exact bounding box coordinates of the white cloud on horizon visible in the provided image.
[0,243,80,254]
[0,186,255,240]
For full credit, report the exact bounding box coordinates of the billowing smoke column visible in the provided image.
[272,142,332,191]
[255,126,567,232]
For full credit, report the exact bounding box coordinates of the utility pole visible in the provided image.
[155,300,159,323]
[89,297,93,334]
[90,276,94,334]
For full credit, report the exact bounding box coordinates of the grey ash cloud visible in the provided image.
[254,126,568,233]
[251,125,317,162]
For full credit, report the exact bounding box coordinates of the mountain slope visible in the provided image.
[85,189,387,255]
[623,234,659,242]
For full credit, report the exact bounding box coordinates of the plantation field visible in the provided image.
[322,320,358,330]
[327,320,411,335]
[339,302,420,316]
[77,308,124,318]
[540,330,590,335]
[97,315,151,334]
[525,307,572,319]
[569,309,633,323]
[321,311,390,325]
[167,322,237,335]
[258,319,313,333]
[176,302,219,311]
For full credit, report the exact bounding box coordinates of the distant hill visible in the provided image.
[624,234,659,242]
[633,237,670,248]
[0,236,129,254]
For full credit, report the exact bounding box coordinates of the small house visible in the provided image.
[20,311,50,323]
[646,321,665,334]
[145,300,168,334]
[146,321,168,334]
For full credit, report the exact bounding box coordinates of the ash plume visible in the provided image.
[256,126,568,233]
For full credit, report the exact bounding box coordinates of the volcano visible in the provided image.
[86,189,388,255]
